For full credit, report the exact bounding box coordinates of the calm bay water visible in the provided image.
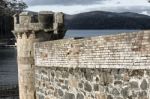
[65,30,141,38]
[0,48,17,85]
[0,30,141,85]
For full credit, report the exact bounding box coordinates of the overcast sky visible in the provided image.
[24,0,150,15]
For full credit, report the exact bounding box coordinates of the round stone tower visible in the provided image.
[12,11,66,99]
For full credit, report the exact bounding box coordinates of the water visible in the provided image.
[65,29,141,38]
[0,48,18,85]
[0,30,141,85]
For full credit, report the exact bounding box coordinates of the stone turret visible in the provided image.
[13,11,66,40]
[12,11,66,99]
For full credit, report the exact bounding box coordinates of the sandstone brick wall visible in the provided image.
[34,31,150,99]
[34,31,150,69]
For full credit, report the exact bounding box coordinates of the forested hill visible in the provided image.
[64,11,150,29]
[0,16,14,39]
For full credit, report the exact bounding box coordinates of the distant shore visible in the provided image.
[0,45,16,48]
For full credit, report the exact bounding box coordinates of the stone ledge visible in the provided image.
[35,65,150,69]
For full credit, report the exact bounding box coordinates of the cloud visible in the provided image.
[26,4,150,15]
[141,11,150,15]
[24,0,106,6]
[103,0,149,6]
[84,5,150,15]
[24,0,150,15]
[26,5,89,14]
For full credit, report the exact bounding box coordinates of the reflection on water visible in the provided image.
[0,48,18,85]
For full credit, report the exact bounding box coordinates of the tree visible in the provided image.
[0,0,27,15]
[0,0,7,9]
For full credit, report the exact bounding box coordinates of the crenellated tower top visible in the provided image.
[13,11,66,40]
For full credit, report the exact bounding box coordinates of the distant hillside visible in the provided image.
[0,16,14,39]
[64,11,150,29]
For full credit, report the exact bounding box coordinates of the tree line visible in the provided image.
[0,0,27,15]
[0,0,27,43]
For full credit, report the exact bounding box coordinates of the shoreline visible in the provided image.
[0,45,16,48]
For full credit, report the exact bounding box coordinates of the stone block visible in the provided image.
[63,92,75,99]
[84,82,92,92]
[140,79,148,90]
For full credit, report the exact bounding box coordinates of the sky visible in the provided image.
[23,0,150,15]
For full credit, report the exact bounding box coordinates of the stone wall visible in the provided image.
[34,31,150,99]
[35,67,150,99]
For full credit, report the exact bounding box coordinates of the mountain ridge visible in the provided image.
[64,11,150,29]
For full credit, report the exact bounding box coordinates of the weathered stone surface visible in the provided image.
[35,31,150,70]
[100,72,113,86]
[116,97,123,99]
[94,84,99,91]
[96,77,99,82]
[84,82,92,92]
[68,77,78,89]
[114,74,122,80]
[35,67,150,99]
[65,80,69,85]
[63,93,75,99]
[61,85,68,90]
[138,92,148,99]
[34,31,150,99]
[58,89,64,96]
[140,79,148,90]
[51,71,55,77]
[85,69,93,81]
[112,88,120,96]
[34,31,150,98]
[139,91,147,97]
[114,81,122,85]
[107,95,113,99]
[129,91,138,97]
[78,82,83,88]
[77,93,84,99]
[129,70,144,77]
[62,71,69,78]
[130,81,139,89]
[121,87,129,97]
[39,95,44,99]
[95,93,107,99]
[123,73,130,81]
